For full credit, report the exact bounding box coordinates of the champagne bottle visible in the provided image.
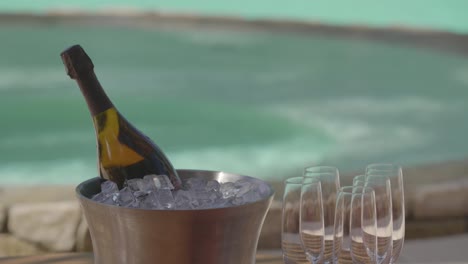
[61,45,181,190]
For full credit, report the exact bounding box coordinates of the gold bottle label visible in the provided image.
[93,108,144,167]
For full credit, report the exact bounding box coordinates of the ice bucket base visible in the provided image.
[76,169,275,264]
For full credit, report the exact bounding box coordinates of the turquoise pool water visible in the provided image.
[1,24,468,184]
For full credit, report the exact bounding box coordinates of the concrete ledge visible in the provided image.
[405,218,468,239]
[412,179,468,219]
[0,234,44,258]
[0,186,76,206]
[8,202,82,252]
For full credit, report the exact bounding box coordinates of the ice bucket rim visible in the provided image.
[76,169,275,212]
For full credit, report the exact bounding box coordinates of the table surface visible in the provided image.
[0,252,284,264]
[3,234,468,263]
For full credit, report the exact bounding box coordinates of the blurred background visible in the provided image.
[1,0,468,261]
[1,1,468,184]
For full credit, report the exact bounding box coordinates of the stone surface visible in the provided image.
[258,201,282,249]
[405,218,468,239]
[412,179,468,219]
[0,234,44,257]
[8,201,81,252]
[0,186,76,206]
[75,216,93,252]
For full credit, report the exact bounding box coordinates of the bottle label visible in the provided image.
[93,108,145,167]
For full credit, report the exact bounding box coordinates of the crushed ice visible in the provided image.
[91,174,271,210]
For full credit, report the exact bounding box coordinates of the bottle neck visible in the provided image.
[75,71,114,116]
[61,45,114,116]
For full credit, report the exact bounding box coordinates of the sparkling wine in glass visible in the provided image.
[304,166,340,264]
[366,164,405,263]
[353,175,366,187]
[299,178,325,263]
[333,186,377,264]
[282,177,309,264]
[364,177,393,264]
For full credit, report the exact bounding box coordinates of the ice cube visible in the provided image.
[133,190,148,199]
[222,180,267,206]
[230,189,262,206]
[257,182,271,197]
[205,180,220,192]
[174,190,199,209]
[242,190,262,203]
[140,178,157,193]
[131,191,148,208]
[155,189,175,209]
[94,176,267,209]
[137,192,161,209]
[91,192,103,201]
[144,175,174,190]
[234,180,254,197]
[101,181,118,194]
[231,196,244,206]
[126,178,146,192]
[186,177,207,191]
[220,182,239,199]
[196,189,221,209]
[115,187,135,207]
[92,192,116,205]
[210,197,232,208]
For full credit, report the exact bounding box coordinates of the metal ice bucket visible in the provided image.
[76,169,275,264]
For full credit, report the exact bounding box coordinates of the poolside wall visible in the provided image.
[2,1,468,34]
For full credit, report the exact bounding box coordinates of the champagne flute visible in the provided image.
[364,177,393,264]
[353,175,366,187]
[366,164,405,263]
[305,166,339,174]
[282,177,309,264]
[333,186,377,264]
[304,166,340,264]
[299,178,325,263]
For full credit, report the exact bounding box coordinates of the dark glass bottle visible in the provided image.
[61,45,181,189]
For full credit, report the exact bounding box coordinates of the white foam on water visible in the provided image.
[170,136,330,180]
[1,95,461,184]
[0,67,67,91]
[0,135,329,184]
[0,131,92,148]
[272,96,448,119]
[254,68,314,84]
[0,159,95,185]
[453,66,468,86]
[267,96,450,163]
[1,140,310,185]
